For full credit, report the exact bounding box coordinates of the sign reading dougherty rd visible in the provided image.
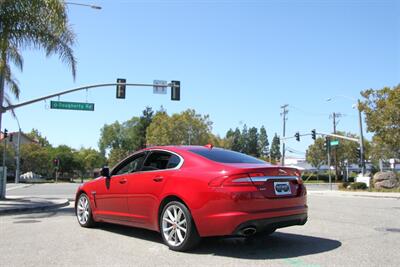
[330,140,339,146]
[50,101,95,111]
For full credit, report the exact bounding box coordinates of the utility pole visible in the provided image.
[1,133,7,199]
[280,104,288,166]
[357,100,366,175]
[15,129,21,183]
[330,112,343,181]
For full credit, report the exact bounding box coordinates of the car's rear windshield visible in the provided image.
[189,148,266,164]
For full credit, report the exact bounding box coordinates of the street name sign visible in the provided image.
[153,80,168,94]
[330,140,339,146]
[50,101,95,111]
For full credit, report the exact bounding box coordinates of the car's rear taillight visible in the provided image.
[209,174,252,187]
[209,173,265,187]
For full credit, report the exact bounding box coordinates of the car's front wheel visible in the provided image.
[76,193,95,227]
[160,201,200,251]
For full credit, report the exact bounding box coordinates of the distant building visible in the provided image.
[284,156,315,171]
[0,131,38,146]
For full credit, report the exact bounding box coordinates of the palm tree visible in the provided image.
[0,0,77,129]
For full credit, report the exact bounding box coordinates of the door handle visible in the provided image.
[153,176,164,182]
[119,178,127,184]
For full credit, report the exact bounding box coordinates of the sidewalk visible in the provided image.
[308,190,400,199]
[0,196,70,215]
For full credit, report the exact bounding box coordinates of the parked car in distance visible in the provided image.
[75,145,307,251]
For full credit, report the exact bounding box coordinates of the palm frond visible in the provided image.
[3,92,16,118]
[6,45,23,72]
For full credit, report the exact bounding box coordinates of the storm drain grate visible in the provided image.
[375,227,400,233]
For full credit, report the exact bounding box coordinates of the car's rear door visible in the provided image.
[126,150,183,228]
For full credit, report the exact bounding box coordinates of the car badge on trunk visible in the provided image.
[278,169,287,175]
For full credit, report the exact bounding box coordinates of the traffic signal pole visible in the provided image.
[3,82,179,112]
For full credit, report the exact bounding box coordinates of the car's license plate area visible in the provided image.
[274,181,291,195]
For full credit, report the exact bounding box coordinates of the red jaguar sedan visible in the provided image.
[75,145,307,251]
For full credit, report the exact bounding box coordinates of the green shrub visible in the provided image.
[350,182,367,190]
[338,182,350,190]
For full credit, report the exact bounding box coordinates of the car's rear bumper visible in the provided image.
[192,192,308,237]
[233,213,307,236]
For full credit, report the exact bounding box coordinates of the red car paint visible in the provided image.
[75,146,307,236]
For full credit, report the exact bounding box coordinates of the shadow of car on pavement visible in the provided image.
[12,207,341,260]
[97,222,341,259]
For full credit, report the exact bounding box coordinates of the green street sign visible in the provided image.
[330,140,339,146]
[50,101,94,111]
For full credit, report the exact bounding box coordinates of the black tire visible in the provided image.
[160,201,201,252]
[76,193,96,228]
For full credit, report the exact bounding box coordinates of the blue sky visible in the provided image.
[3,0,399,158]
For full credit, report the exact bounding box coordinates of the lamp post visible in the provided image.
[64,2,102,9]
[326,95,366,175]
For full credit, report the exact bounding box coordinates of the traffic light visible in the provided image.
[53,158,60,167]
[324,137,331,152]
[311,129,316,140]
[3,128,8,138]
[171,80,180,101]
[355,147,361,159]
[295,132,300,142]
[9,133,13,142]
[116,78,126,99]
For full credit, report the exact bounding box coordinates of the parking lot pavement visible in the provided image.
[0,196,69,215]
[5,183,80,200]
[1,194,400,267]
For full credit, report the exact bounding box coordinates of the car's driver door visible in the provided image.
[95,152,146,222]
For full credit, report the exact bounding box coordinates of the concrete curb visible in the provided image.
[308,190,400,200]
[0,197,70,215]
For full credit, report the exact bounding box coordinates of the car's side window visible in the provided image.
[141,151,181,172]
[114,153,146,176]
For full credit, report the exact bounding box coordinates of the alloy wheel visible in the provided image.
[162,204,188,247]
[77,195,90,225]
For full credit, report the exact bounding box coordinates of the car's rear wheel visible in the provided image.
[160,201,200,251]
[76,193,95,227]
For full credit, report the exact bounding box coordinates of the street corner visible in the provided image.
[0,196,69,215]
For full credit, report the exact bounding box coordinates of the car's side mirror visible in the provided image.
[101,166,110,179]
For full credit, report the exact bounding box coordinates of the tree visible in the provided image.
[258,126,269,159]
[0,0,77,129]
[20,143,52,176]
[98,107,155,165]
[98,121,125,155]
[51,145,81,175]
[270,133,281,163]
[240,124,249,154]
[76,148,106,176]
[360,85,400,159]
[0,142,16,177]
[306,137,326,170]
[230,128,242,152]
[26,129,50,147]
[146,109,215,146]
[247,127,259,157]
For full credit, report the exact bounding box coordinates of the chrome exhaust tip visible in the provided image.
[242,227,257,236]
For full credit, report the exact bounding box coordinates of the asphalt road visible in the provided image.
[1,193,400,267]
[6,183,80,199]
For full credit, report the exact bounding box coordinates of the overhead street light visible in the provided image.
[326,95,366,175]
[65,2,102,10]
